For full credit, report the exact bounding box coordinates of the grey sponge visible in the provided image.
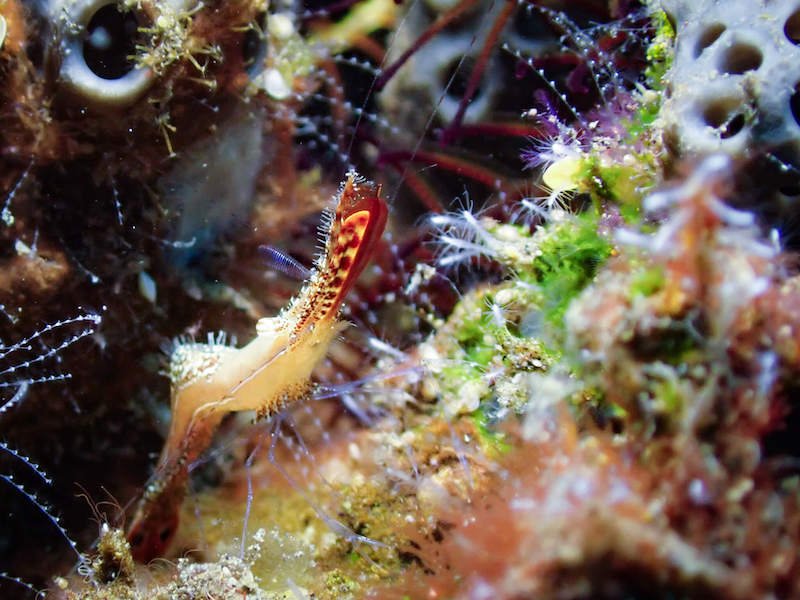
[661,0,800,170]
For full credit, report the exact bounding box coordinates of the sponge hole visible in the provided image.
[718,42,762,75]
[719,112,745,138]
[785,10,800,44]
[83,4,140,80]
[790,82,800,128]
[693,23,725,57]
[702,99,745,139]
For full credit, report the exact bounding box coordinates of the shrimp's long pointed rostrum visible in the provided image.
[127,172,387,562]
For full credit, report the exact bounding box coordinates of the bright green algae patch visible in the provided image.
[419,207,615,430]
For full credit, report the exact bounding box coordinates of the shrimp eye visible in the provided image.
[129,531,143,548]
[158,525,173,543]
[83,4,139,79]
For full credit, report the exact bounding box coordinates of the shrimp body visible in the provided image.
[127,172,387,562]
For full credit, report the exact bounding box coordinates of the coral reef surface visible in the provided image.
[0,1,799,599]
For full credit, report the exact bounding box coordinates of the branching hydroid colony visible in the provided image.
[0,312,100,596]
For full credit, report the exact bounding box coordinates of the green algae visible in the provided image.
[524,212,613,332]
[470,405,512,455]
[629,265,666,298]
[644,7,675,90]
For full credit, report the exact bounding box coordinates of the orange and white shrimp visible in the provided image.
[127,171,387,562]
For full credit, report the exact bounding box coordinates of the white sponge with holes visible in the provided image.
[661,0,800,166]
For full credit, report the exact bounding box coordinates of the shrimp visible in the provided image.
[127,171,388,562]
